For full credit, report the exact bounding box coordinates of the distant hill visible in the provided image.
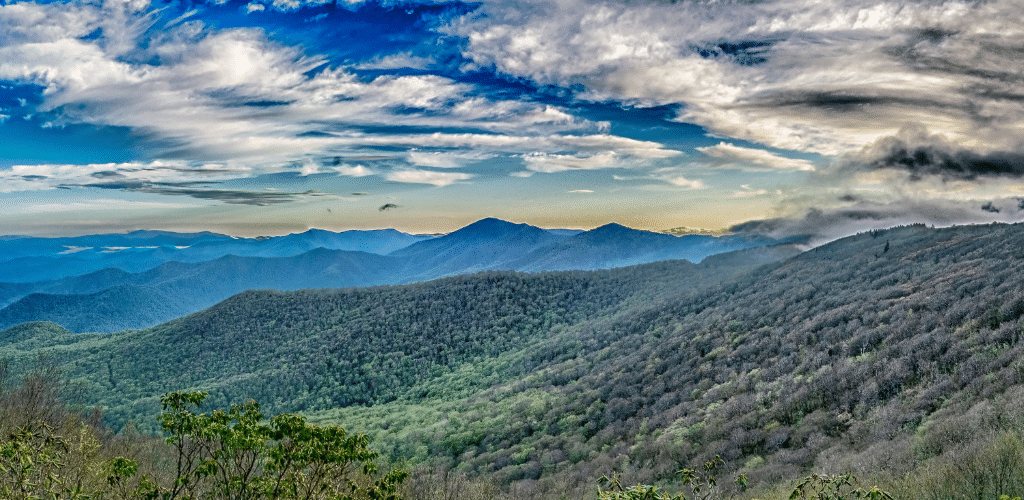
[0,228,433,283]
[514,222,774,271]
[0,250,404,332]
[0,219,781,332]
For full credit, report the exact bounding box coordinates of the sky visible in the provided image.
[1,0,1023,239]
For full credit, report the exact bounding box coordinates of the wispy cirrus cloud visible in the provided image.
[0,160,325,204]
[2,161,247,191]
[697,142,815,171]
[16,198,196,214]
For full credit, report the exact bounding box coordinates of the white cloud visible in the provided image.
[522,151,617,173]
[355,52,433,70]
[645,167,707,189]
[448,0,1024,156]
[385,169,473,186]
[0,160,249,192]
[17,198,196,214]
[568,189,593,193]
[663,176,706,190]
[245,2,265,13]
[333,164,374,177]
[0,0,630,183]
[731,185,769,198]
[407,151,492,169]
[298,159,319,176]
[697,142,816,171]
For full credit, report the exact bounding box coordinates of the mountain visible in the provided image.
[0,249,405,333]
[514,222,775,270]
[0,228,433,283]
[5,222,1024,498]
[0,285,184,334]
[0,321,73,346]
[0,219,782,333]
[9,222,1024,500]
[0,230,233,263]
[388,218,568,281]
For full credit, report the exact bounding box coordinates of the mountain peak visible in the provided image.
[455,218,528,236]
[592,222,631,232]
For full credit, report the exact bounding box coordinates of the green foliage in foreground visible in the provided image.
[138,391,407,500]
[0,383,406,500]
[597,456,730,500]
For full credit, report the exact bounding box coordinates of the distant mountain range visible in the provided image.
[0,228,432,283]
[0,218,782,333]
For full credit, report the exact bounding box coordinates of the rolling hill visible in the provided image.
[0,219,780,332]
[0,228,433,283]
[4,222,1024,498]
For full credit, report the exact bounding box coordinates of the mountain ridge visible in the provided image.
[0,219,777,332]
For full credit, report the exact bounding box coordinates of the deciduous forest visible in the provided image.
[5,223,1024,499]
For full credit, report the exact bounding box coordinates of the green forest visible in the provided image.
[6,223,1024,499]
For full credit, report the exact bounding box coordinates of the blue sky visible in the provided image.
[2,0,1023,239]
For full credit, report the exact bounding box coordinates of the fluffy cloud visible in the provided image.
[0,0,622,191]
[450,0,1024,156]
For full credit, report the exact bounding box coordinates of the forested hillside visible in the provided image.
[7,223,1024,499]
[0,248,789,435]
[361,222,1024,497]
[0,219,777,333]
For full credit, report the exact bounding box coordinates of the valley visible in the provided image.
[3,221,1024,499]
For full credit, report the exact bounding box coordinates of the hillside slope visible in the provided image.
[13,223,1024,498]
[0,248,790,430]
[0,219,779,333]
[387,222,1024,496]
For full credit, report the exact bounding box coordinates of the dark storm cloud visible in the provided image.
[730,199,1024,244]
[741,90,962,114]
[846,125,1024,181]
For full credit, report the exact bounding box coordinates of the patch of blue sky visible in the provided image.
[181,0,474,65]
[0,117,146,168]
